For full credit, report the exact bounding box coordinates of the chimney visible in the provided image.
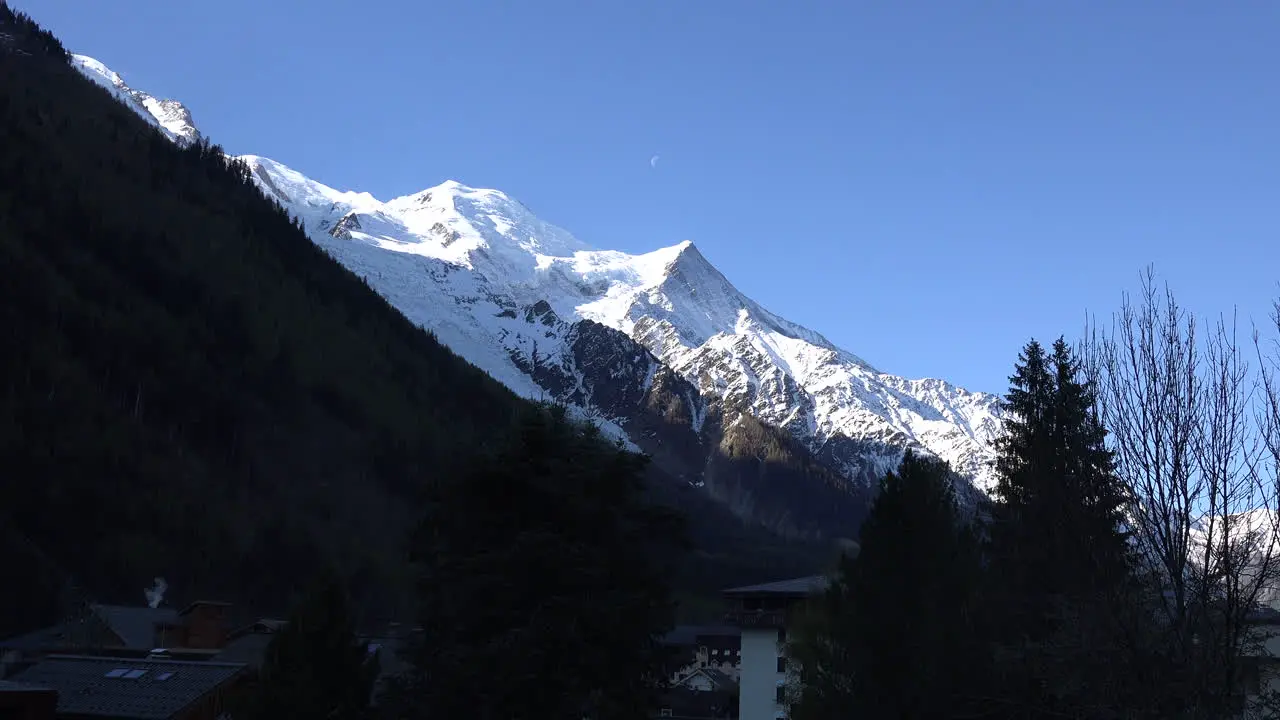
[178,601,231,650]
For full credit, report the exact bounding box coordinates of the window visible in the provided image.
[123,669,147,680]
[660,710,673,718]
[156,672,175,681]
[104,669,129,678]
[776,685,786,704]
[777,656,787,673]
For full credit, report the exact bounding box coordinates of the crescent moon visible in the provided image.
[650,155,660,169]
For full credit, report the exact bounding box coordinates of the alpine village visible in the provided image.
[4,4,1280,720]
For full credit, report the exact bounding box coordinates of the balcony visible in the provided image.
[724,608,789,628]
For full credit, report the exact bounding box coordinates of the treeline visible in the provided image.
[0,0,810,657]
[0,1,677,640]
[789,276,1280,719]
[228,406,685,720]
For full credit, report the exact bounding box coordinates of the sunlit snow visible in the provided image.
[74,54,1004,491]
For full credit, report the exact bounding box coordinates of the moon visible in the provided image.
[650,154,660,169]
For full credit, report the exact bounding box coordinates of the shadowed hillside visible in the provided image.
[0,3,827,636]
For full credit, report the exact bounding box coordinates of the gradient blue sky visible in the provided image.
[24,0,1280,394]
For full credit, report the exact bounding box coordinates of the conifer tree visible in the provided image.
[239,572,378,720]
[789,451,986,720]
[985,337,1137,716]
[385,404,687,720]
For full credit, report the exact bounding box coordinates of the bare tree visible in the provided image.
[1082,268,1280,718]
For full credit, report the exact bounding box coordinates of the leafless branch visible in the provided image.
[1081,267,1280,716]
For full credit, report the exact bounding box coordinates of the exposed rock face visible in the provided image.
[329,212,362,240]
[73,52,1004,542]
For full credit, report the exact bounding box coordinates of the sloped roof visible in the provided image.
[680,667,736,690]
[10,655,245,720]
[0,679,56,694]
[660,625,741,646]
[177,601,231,617]
[213,632,274,671]
[722,575,830,597]
[226,618,287,644]
[0,622,74,651]
[90,605,181,649]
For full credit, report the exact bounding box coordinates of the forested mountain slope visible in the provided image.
[0,5,826,636]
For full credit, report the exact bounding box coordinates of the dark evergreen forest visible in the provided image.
[0,4,822,639]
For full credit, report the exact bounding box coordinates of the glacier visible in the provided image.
[69,53,1006,499]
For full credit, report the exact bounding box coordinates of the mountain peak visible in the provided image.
[74,47,1003,494]
[70,54,201,144]
[395,179,511,207]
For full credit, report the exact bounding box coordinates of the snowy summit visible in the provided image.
[72,54,1005,506]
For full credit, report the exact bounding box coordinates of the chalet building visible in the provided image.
[1240,608,1280,715]
[660,626,740,684]
[209,619,288,675]
[6,655,246,720]
[722,576,828,720]
[1,602,234,679]
[718,576,1280,720]
[1,602,394,716]
[675,667,736,694]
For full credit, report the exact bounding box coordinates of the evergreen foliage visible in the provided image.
[383,405,687,720]
[0,3,66,59]
[988,338,1132,627]
[0,3,823,637]
[237,573,378,720]
[788,452,987,720]
[0,4,524,626]
[983,337,1141,717]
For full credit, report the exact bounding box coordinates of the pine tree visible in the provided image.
[239,572,377,720]
[789,451,987,720]
[985,337,1137,716]
[1047,338,1132,590]
[990,338,1130,608]
[384,404,687,720]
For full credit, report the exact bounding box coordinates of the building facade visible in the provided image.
[722,576,828,720]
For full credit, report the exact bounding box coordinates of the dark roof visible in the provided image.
[681,667,736,690]
[0,679,56,694]
[177,601,231,617]
[0,622,74,651]
[1,606,178,653]
[226,619,287,643]
[722,575,830,597]
[10,655,245,720]
[90,605,181,649]
[212,633,274,671]
[661,626,741,646]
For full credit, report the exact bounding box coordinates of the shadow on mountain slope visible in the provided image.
[0,5,839,636]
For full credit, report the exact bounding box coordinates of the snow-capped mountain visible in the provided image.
[72,55,200,144]
[70,53,1005,536]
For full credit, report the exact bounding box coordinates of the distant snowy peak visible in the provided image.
[71,55,201,144]
[75,48,1006,495]
[236,155,1003,490]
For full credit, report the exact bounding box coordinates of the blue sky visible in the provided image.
[25,0,1280,394]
